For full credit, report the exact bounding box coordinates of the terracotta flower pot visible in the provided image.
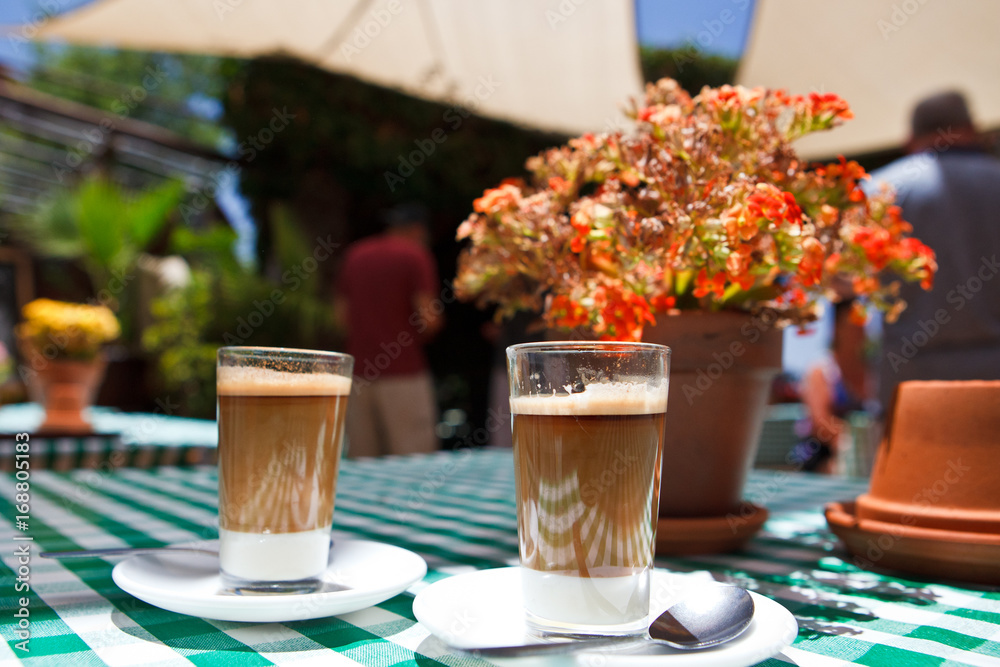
[856,380,1000,532]
[22,349,107,434]
[642,310,783,554]
[825,379,1000,584]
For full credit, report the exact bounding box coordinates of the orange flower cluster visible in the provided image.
[455,78,936,341]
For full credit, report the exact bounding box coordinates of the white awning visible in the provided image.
[737,0,1000,159]
[31,0,646,136]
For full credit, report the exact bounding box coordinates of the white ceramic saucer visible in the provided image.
[413,567,798,666]
[112,538,426,622]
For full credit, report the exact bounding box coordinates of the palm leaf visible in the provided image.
[127,179,186,250]
[74,175,128,272]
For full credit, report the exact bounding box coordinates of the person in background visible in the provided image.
[795,299,872,473]
[334,202,443,457]
[867,90,1000,410]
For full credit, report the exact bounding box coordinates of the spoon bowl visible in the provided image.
[649,584,754,649]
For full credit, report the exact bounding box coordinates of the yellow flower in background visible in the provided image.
[17,299,121,360]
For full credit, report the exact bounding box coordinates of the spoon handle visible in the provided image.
[474,635,646,657]
[41,546,218,559]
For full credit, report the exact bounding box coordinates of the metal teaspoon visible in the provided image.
[475,585,755,656]
[40,545,218,559]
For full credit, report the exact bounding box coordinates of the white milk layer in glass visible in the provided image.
[521,567,649,631]
[219,527,330,581]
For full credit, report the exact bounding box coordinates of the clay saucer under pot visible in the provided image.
[826,380,1000,584]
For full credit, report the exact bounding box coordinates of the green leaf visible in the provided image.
[74,175,128,272]
[170,225,238,256]
[127,179,186,250]
[674,269,694,295]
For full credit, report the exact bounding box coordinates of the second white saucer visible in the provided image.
[113,537,426,622]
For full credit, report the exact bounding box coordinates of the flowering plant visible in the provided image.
[17,299,120,360]
[454,79,936,341]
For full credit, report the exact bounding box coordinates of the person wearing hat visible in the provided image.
[335,202,442,457]
[867,91,1000,411]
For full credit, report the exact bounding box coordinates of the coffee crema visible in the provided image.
[217,367,351,535]
[511,385,667,578]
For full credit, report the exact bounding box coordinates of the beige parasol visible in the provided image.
[31,0,645,136]
[737,0,1000,159]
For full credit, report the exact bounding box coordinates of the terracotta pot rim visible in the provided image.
[825,500,1000,585]
[655,503,768,555]
[855,493,1000,533]
[826,500,1000,546]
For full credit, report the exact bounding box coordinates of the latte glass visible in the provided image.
[216,347,353,593]
[507,341,670,635]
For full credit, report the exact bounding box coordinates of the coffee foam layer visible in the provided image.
[218,366,352,396]
[509,381,668,415]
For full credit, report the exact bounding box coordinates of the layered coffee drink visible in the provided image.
[217,362,351,588]
[510,382,667,632]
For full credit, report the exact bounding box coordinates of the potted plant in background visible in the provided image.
[454,78,936,554]
[9,172,186,410]
[17,298,121,433]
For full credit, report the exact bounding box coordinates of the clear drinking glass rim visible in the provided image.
[507,341,671,354]
[218,346,353,360]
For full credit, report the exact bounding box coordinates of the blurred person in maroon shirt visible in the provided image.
[335,203,443,457]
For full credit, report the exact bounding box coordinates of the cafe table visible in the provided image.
[2,447,999,666]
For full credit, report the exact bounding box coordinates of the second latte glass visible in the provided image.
[217,347,353,593]
[507,341,670,635]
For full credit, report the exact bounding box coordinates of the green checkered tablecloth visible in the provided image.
[2,448,999,666]
[0,404,218,472]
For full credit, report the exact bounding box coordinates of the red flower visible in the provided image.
[548,176,572,195]
[848,301,869,326]
[598,287,655,341]
[895,238,937,289]
[570,211,590,253]
[473,183,520,214]
[725,246,756,290]
[549,295,590,330]
[809,92,854,121]
[693,268,727,300]
[745,184,802,228]
[797,237,825,287]
[778,287,808,308]
[851,226,892,270]
[651,295,676,312]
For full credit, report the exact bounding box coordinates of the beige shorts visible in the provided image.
[346,372,439,458]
